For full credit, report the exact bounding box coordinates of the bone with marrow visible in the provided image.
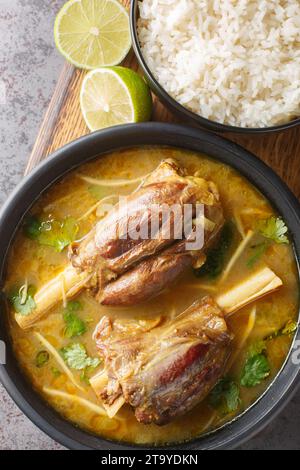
[91,267,282,424]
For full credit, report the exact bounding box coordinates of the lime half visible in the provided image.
[54,0,131,69]
[80,67,153,131]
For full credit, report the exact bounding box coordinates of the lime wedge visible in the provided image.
[54,0,131,69]
[80,67,152,131]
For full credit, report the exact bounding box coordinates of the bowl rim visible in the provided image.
[0,122,300,450]
[130,0,300,134]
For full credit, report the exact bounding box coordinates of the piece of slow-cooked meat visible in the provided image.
[70,159,189,271]
[100,203,223,306]
[16,159,224,329]
[93,297,232,425]
[70,159,224,304]
[100,247,195,305]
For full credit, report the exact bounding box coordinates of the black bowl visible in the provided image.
[0,123,300,450]
[130,0,300,134]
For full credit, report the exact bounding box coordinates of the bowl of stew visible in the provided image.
[0,123,299,449]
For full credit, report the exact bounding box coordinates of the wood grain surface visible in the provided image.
[25,0,300,199]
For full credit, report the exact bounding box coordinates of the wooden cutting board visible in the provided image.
[25,0,300,200]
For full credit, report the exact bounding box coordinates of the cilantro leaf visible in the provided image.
[258,217,289,244]
[195,222,234,279]
[64,313,86,338]
[63,301,86,339]
[242,318,297,388]
[240,353,271,388]
[36,350,49,368]
[9,284,36,316]
[63,302,86,338]
[24,216,78,252]
[209,377,241,414]
[60,343,100,370]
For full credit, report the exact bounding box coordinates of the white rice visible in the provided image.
[137,0,300,128]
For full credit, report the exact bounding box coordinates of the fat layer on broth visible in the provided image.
[5,147,299,446]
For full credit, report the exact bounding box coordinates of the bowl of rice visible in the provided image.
[130,0,300,133]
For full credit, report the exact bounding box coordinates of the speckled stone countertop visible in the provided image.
[0,0,299,451]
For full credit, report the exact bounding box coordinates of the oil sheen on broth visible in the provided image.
[5,148,299,445]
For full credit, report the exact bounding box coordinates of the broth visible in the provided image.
[4,147,299,446]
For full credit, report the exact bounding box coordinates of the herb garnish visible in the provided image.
[24,215,78,252]
[257,217,289,245]
[63,301,86,339]
[195,222,234,278]
[240,353,271,388]
[36,350,50,368]
[209,377,241,414]
[9,284,36,316]
[60,343,100,371]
